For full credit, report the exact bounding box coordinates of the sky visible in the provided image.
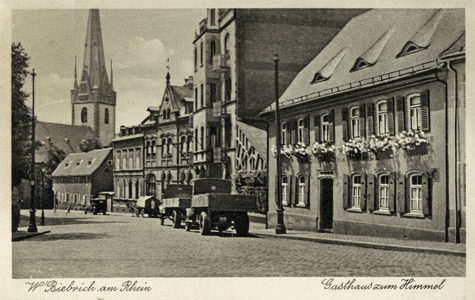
[12,9,206,131]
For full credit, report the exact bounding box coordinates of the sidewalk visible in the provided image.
[248,213,466,257]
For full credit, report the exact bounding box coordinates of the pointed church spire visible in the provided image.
[110,59,114,91]
[74,56,78,89]
[166,58,170,85]
[82,9,109,91]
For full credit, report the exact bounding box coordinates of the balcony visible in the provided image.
[212,53,230,72]
[213,101,230,118]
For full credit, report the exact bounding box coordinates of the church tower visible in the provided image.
[71,9,116,146]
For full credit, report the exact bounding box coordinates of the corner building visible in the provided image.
[260,9,465,242]
[192,9,368,204]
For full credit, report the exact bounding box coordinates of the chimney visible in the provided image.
[184,76,193,89]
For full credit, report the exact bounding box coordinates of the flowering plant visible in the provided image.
[271,144,294,159]
[395,130,429,150]
[311,141,336,161]
[293,142,310,158]
[368,135,395,154]
[340,137,369,155]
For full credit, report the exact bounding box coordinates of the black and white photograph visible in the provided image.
[3,1,473,299]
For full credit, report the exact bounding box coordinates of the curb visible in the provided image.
[253,232,466,257]
[12,231,51,242]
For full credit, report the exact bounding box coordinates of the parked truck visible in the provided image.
[158,184,192,227]
[184,178,256,236]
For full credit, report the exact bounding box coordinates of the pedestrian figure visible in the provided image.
[54,198,58,214]
[66,204,72,215]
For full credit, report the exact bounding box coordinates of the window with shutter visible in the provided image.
[367,103,375,136]
[359,103,366,138]
[282,175,288,206]
[377,101,389,135]
[387,97,395,135]
[420,90,430,131]
[409,174,423,212]
[396,96,405,133]
[377,174,390,210]
[408,94,422,130]
[350,107,360,138]
[397,173,406,213]
[360,173,366,210]
[314,115,321,143]
[303,115,310,145]
[291,119,298,145]
[351,174,362,208]
[367,174,375,211]
[343,174,349,209]
[388,172,396,212]
[321,114,330,142]
[297,118,305,143]
[329,110,335,143]
[342,108,349,141]
[422,173,430,215]
[281,122,288,145]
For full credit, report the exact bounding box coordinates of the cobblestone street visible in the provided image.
[13,210,465,278]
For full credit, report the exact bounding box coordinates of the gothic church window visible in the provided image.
[105,108,109,124]
[81,108,87,123]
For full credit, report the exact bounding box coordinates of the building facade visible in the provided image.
[52,148,113,211]
[71,9,116,147]
[260,9,465,242]
[112,74,195,210]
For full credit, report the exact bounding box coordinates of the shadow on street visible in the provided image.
[19,214,126,227]
[16,232,112,242]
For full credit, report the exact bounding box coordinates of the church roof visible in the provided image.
[260,9,464,114]
[35,121,95,163]
[52,148,112,177]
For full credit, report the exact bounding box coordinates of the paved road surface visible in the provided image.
[13,210,465,278]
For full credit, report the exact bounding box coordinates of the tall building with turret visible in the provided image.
[71,9,116,146]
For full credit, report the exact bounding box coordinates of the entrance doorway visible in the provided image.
[320,178,333,230]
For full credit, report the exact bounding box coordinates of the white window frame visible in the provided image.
[297,118,305,143]
[352,175,362,208]
[410,174,423,212]
[298,176,306,206]
[378,174,389,210]
[350,107,360,138]
[377,100,388,135]
[321,114,330,142]
[135,148,141,169]
[122,150,127,170]
[409,94,422,130]
[128,149,133,169]
[282,176,288,206]
[281,122,288,145]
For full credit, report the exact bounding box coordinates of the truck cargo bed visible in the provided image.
[191,194,256,211]
[160,198,192,208]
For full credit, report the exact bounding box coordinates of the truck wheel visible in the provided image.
[185,222,191,231]
[172,210,181,228]
[199,211,211,235]
[235,213,249,236]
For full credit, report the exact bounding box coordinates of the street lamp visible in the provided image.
[274,54,286,234]
[28,69,38,233]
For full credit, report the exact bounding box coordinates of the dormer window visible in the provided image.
[350,58,372,72]
[396,41,425,58]
[311,73,326,84]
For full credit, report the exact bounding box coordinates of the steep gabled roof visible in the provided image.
[439,32,465,58]
[236,121,267,159]
[260,9,464,114]
[35,121,95,162]
[52,147,112,177]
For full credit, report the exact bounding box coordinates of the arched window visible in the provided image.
[377,101,388,134]
[200,42,204,66]
[351,174,362,208]
[297,118,305,143]
[281,122,288,145]
[409,174,423,212]
[409,94,422,130]
[187,172,193,183]
[128,181,133,199]
[146,174,156,197]
[181,172,186,184]
[105,108,109,124]
[210,40,216,64]
[135,181,140,199]
[81,108,87,123]
[225,77,231,102]
[224,33,230,54]
[298,175,306,206]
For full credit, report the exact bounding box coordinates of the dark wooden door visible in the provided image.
[320,178,333,229]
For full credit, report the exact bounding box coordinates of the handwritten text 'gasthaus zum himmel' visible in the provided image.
[321,278,446,290]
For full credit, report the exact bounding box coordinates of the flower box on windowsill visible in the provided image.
[340,138,369,161]
[395,130,429,153]
[311,142,336,162]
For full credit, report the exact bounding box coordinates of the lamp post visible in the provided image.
[40,169,45,225]
[28,69,38,233]
[274,54,286,234]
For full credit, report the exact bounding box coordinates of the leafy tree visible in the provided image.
[42,144,67,190]
[79,136,103,152]
[12,43,32,187]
